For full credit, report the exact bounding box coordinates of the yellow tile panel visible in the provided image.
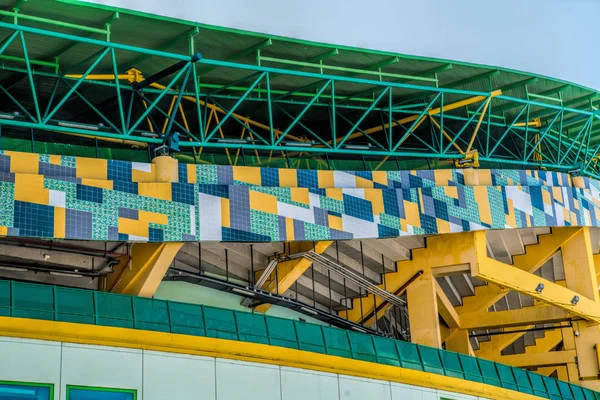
[221,198,230,228]
[325,188,343,201]
[14,174,49,205]
[54,207,65,239]
[118,217,148,237]
[233,166,261,186]
[249,190,278,214]
[187,164,197,184]
[6,151,39,174]
[443,186,459,199]
[80,178,113,190]
[290,188,310,205]
[317,170,334,188]
[434,170,453,186]
[138,183,172,201]
[363,189,384,215]
[474,186,492,226]
[477,170,492,186]
[328,215,343,231]
[372,171,388,186]
[286,217,295,240]
[404,201,420,228]
[132,165,156,182]
[49,155,61,165]
[279,169,297,187]
[355,176,373,188]
[76,157,107,180]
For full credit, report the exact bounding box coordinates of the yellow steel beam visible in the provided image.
[333,90,502,145]
[430,116,464,154]
[460,306,571,330]
[458,227,582,314]
[474,326,534,359]
[106,242,183,297]
[472,251,600,324]
[254,241,332,313]
[483,350,576,369]
[465,97,491,153]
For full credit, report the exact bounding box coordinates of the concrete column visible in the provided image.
[153,156,179,182]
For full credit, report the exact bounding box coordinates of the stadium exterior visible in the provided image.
[1,1,600,399]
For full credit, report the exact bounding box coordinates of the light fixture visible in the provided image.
[140,132,159,138]
[285,141,313,148]
[231,287,256,297]
[352,326,367,333]
[535,283,544,293]
[49,271,83,278]
[0,266,28,272]
[217,138,247,144]
[571,295,580,305]
[344,144,372,150]
[299,306,318,316]
[58,121,100,131]
[0,113,15,120]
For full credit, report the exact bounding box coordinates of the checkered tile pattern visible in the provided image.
[0,150,593,242]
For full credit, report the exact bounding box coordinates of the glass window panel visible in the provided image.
[67,386,135,400]
[0,382,52,400]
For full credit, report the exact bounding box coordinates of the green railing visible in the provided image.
[0,280,596,400]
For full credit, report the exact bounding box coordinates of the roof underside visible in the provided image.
[0,0,598,173]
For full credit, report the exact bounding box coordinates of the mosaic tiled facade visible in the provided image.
[0,150,596,242]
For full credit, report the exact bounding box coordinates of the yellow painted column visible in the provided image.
[408,268,441,348]
[445,329,473,355]
[153,156,179,183]
[106,242,183,297]
[562,228,600,380]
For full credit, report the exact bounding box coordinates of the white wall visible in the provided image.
[0,336,488,400]
[82,0,600,91]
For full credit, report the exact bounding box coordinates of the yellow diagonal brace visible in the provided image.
[333,90,502,145]
[458,227,582,314]
[474,326,534,359]
[436,281,460,329]
[471,231,600,325]
[460,306,571,330]
[465,97,491,153]
[107,242,183,297]
[254,241,332,313]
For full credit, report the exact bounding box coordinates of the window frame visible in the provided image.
[0,380,54,400]
[65,385,137,400]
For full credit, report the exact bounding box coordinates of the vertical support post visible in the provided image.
[562,227,600,380]
[407,267,441,348]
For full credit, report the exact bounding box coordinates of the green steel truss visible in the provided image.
[1,10,600,176]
